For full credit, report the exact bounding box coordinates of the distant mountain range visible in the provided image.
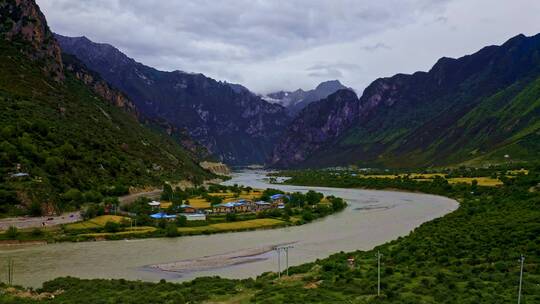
[263,80,351,116]
[55,34,291,165]
[6,0,539,172]
[270,33,540,168]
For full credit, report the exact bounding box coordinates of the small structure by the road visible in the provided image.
[148,201,161,207]
[150,212,176,220]
[9,172,29,178]
[213,200,251,213]
[255,201,271,211]
[179,204,197,213]
[180,213,206,221]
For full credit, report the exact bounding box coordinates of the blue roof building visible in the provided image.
[270,194,284,200]
[150,212,177,219]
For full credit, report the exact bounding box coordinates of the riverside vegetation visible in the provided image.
[1,164,538,303]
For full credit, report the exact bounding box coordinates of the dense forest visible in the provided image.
[1,165,538,303]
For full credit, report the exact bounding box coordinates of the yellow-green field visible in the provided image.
[78,226,156,238]
[186,198,211,209]
[357,173,502,186]
[163,190,265,209]
[447,177,503,186]
[507,169,529,175]
[177,218,284,234]
[65,215,128,230]
[160,202,172,209]
[362,173,445,179]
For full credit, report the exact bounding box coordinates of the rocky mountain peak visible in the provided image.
[315,80,345,91]
[0,0,63,81]
[264,80,351,116]
[269,88,359,168]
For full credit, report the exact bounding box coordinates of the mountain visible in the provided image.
[264,80,351,116]
[270,34,540,168]
[0,0,212,215]
[55,35,291,165]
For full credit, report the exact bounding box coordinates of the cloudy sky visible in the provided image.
[38,0,540,94]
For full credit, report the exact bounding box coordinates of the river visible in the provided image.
[0,170,458,287]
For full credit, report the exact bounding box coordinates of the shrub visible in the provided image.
[165,223,178,237]
[176,215,187,227]
[104,221,120,233]
[6,226,18,239]
[225,213,237,222]
[302,210,314,222]
[30,228,44,237]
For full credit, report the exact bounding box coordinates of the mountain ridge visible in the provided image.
[270,33,540,168]
[55,34,291,165]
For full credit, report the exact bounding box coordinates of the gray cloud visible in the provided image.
[306,62,362,79]
[307,67,343,78]
[37,0,540,93]
[361,42,392,52]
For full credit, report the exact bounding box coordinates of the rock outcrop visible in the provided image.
[62,53,138,115]
[199,161,231,176]
[269,89,360,168]
[0,0,63,81]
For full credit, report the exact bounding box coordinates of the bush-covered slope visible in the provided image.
[0,40,211,215]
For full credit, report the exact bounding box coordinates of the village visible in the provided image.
[0,183,346,242]
[147,192,287,222]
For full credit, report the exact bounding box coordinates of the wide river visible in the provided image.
[0,170,458,287]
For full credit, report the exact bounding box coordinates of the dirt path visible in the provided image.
[118,178,224,206]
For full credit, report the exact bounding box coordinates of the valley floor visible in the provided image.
[1,167,538,303]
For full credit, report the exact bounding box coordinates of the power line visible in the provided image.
[274,245,294,278]
[376,250,383,297]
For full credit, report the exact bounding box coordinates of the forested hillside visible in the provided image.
[0,0,212,216]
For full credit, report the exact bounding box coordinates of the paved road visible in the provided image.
[118,189,162,206]
[0,211,81,231]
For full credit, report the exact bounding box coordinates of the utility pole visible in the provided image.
[376,251,382,297]
[277,248,281,278]
[274,245,294,278]
[518,255,525,304]
[285,247,290,276]
[6,258,13,285]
